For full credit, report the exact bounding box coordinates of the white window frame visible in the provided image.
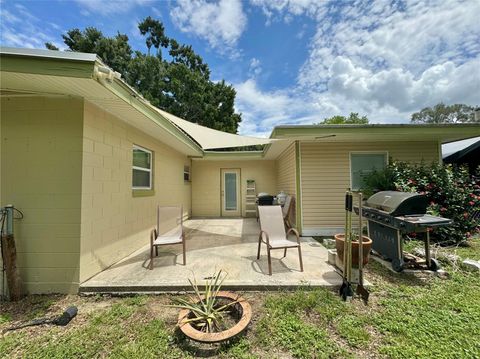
[184,165,191,182]
[132,144,153,190]
[349,151,388,191]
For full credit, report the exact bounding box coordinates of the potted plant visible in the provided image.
[172,270,252,343]
[335,232,372,267]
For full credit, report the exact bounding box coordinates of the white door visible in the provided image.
[221,169,241,217]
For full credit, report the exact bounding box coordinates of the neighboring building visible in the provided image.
[443,137,480,174]
[2,47,480,294]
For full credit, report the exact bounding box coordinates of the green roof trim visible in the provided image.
[201,151,264,160]
[101,78,203,156]
[271,123,480,138]
[0,54,95,78]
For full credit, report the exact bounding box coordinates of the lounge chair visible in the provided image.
[257,205,303,275]
[149,205,186,270]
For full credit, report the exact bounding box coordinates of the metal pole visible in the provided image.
[425,230,431,269]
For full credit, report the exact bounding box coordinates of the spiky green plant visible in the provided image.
[171,270,242,333]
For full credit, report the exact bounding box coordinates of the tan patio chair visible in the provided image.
[282,195,293,229]
[257,205,303,275]
[149,205,186,270]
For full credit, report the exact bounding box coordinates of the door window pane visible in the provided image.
[351,153,386,190]
[225,173,237,210]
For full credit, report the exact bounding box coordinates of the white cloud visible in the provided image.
[74,0,151,16]
[249,58,262,77]
[170,0,247,54]
[0,6,64,50]
[235,0,480,135]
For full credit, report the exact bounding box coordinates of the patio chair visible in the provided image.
[149,205,186,270]
[257,205,303,275]
[282,195,293,229]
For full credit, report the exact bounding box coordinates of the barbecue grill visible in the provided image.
[355,191,452,272]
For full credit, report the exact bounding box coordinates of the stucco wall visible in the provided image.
[1,96,83,294]
[299,141,440,235]
[79,101,191,282]
[191,160,277,217]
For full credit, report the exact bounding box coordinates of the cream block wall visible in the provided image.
[299,141,440,234]
[191,160,276,217]
[79,101,191,282]
[1,96,83,294]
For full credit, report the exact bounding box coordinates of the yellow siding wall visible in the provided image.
[276,143,296,195]
[1,97,83,294]
[275,142,297,226]
[80,101,191,282]
[300,141,440,234]
[191,160,277,217]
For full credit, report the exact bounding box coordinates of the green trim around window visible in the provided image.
[132,189,155,197]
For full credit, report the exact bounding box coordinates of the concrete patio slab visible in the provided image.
[80,218,342,293]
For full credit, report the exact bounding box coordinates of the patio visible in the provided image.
[79,218,342,293]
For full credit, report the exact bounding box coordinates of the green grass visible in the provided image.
[1,238,479,358]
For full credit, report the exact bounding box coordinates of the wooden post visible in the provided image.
[1,234,23,301]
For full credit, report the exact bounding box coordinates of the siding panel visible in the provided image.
[300,141,439,233]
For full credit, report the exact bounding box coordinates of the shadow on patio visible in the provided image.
[80,218,342,293]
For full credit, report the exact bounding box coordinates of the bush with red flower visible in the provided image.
[363,161,480,244]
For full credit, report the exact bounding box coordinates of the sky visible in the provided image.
[1,0,479,137]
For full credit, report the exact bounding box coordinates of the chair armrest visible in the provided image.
[259,230,270,246]
[287,228,300,244]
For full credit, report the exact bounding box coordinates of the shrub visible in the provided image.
[362,161,480,244]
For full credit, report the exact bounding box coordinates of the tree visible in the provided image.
[411,103,479,123]
[318,112,369,125]
[48,18,241,134]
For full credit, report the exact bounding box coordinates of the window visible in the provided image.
[132,145,152,189]
[184,165,191,181]
[350,152,387,190]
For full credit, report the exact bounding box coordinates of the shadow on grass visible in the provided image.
[367,260,432,288]
[172,327,250,358]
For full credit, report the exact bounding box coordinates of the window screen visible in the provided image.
[350,153,386,190]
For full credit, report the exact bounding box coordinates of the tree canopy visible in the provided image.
[46,17,241,134]
[411,103,479,124]
[318,112,369,125]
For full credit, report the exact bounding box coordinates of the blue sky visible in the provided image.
[1,0,479,136]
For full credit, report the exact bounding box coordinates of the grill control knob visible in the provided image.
[385,218,390,223]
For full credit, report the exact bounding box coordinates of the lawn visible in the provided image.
[1,239,479,359]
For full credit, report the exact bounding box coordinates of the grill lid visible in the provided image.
[366,191,428,216]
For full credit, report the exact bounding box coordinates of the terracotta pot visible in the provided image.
[178,291,252,343]
[334,234,372,267]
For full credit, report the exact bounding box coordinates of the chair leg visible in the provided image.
[298,245,304,272]
[257,234,262,260]
[182,237,186,265]
[282,248,287,258]
[155,246,158,257]
[149,245,154,270]
[267,247,272,276]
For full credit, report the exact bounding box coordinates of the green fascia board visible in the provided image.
[201,151,264,160]
[0,54,95,79]
[270,123,480,139]
[100,77,204,156]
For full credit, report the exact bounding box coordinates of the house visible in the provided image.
[443,136,480,174]
[2,47,479,294]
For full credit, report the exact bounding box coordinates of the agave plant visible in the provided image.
[171,270,242,333]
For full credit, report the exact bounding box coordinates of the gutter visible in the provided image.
[92,61,204,156]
